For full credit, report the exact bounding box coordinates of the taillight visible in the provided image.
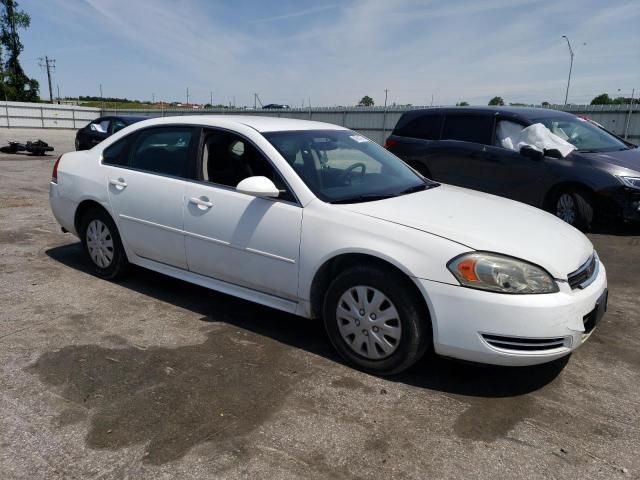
[52,155,62,183]
[384,138,397,149]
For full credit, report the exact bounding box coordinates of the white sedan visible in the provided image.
[50,116,608,375]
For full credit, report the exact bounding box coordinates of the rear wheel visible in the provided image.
[554,189,593,231]
[322,265,431,375]
[79,208,129,279]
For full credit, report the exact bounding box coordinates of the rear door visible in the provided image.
[103,125,198,269]
[434,112,496,189]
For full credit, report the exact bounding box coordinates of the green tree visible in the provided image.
[456,101,469,106]
[541,101,550,106]
[590,93,612,105]
[0,0,39,101]
[358,95,374,107]
[488,96,505,106]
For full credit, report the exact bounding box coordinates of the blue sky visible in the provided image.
[19,0,640,107]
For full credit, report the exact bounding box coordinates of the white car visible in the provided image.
[50,116,608,375]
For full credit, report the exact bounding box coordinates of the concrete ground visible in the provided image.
[0,128,639,479]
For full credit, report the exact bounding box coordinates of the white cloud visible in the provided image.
[30,0,640,106]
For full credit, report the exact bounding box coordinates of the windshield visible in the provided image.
[534,116,629,153]
[264,130,437,203]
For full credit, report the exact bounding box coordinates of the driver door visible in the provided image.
[183,129,302,300]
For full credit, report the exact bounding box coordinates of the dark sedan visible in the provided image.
[385,106,640,230]
[75,115,147,150]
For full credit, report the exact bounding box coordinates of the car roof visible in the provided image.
[132,115,348,133]
[399,106,577,123]
[116,115,150,122]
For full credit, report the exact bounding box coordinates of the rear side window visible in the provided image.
[395,114,442,140]
[442,115,495,144]
[129,127,195,178]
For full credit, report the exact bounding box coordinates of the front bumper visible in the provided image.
[415,260,608,366]
[599,186,640,222]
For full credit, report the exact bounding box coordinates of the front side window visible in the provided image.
[533,116,629,153]
[201,129,295,202]
[442,115,494,144]
[128,127,195,178]
[264,130,437,203]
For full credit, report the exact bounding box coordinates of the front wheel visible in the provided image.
[322,265,431,375]
[554,189,593,231]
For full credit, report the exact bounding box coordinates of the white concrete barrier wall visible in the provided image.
[1,101,638,145]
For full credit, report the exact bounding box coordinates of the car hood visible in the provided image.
[336,184,593,279]
[578,147,640,173]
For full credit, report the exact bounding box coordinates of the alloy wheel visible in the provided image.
[556,193,576,224]
[86,219,114,268]
[336,286,402,360]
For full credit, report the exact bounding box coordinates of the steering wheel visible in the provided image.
[337,162,367,185]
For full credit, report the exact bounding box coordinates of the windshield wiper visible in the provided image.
[399,182,439,195]
[330,193,399,204]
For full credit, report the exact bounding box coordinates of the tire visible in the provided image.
[322,265,431,375]
[79,208,129,279]
[554,189,594,232]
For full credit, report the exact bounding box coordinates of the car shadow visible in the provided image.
[45,242,568,399]
[591,220,640,237]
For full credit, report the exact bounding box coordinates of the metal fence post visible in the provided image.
[72,108,75,129]
[41,105,45,128]
[382,108,388,141]
[5,100,9,129]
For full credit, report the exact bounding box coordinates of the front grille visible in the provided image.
[567,254,597,290]
[482,334,568,352]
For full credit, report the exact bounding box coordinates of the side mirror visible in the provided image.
[236,176,280,198]
[519,145,543,160]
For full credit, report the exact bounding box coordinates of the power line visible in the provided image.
[38,56,56,103]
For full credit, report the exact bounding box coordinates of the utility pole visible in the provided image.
[38,56,56,103]
[624,88,635,140]
[99,83,104,111]
[254,93,257,109]
[382,89,389,140]
[210,91,213,107]
[186,87,190,105]
[152,92,155,104]
[56,84,60,104]
[562,35,574,106]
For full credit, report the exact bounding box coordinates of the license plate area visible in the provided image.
[583,289,608,335]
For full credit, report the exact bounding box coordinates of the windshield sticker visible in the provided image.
[350,134,369,143]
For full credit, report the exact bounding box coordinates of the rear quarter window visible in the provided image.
[394,114,443,140]
[102,138,128,166]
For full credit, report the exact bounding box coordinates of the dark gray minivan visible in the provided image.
[385,107,640,231]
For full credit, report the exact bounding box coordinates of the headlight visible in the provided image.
[447,252,559,294]
[618,176,640,190]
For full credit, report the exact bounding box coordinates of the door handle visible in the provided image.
[189,196,213,209]
[109,178,127,189]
